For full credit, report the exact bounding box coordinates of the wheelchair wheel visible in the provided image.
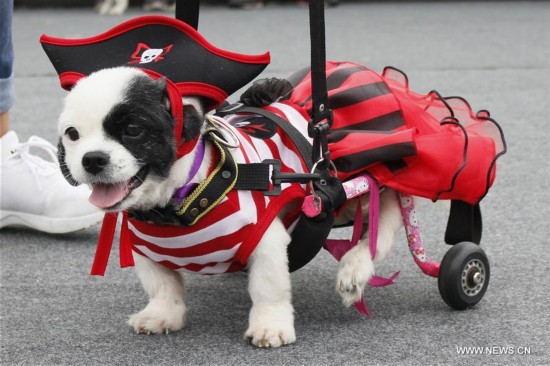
[438,242,490,310]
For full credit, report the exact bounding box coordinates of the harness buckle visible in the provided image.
[263,159,321,196]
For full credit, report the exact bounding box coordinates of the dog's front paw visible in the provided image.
[245,325,296,348]
[245,305,296,348]
[336,246,375,307]
[128,298,186,335]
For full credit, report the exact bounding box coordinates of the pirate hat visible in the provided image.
[40,15,270,156]
[40,15,270,105]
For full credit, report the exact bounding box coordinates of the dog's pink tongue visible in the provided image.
[89,183,127,209]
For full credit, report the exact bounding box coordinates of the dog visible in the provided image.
[56,65,404,347]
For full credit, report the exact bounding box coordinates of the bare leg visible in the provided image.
[1,111,9,137]
[245,218,296,347]
[128,253,187,334]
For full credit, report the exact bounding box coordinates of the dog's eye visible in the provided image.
[65,127,80,141]
[124,123,144,138]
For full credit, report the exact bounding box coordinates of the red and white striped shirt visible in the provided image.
[128,103,311,274]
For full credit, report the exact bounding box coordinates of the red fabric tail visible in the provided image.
[90,213,117,276]
[119,211,135,269]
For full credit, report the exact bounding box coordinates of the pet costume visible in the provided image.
[40,15,505,276]
[126,104,312,274]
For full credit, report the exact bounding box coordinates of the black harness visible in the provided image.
[174,0,347,271]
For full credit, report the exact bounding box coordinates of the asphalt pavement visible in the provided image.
[1,2,549,365]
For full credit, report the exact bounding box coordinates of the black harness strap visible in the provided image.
[233,163,271,191]
[307,0,334,175]
[237,106,314,170]
[175,0,200,29]
[235,159,320,196]
[308,0,332,133]
[288,168,346,272]
[217,104,324,197]
[175,130,238,225]
[174,0,346,272]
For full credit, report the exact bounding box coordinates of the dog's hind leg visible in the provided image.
[245,218,296,348]
[336,189,401,307]
[374,189,402,262]
[336,236,375,308]
[128,253,186,334]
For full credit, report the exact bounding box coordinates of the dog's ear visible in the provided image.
[182,97,206,142]
[154,78,204,142]
[151,77,171,113]
[57,138,80,186]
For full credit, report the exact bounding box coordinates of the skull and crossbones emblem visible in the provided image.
[128,43,173,64]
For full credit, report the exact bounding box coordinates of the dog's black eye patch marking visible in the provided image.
[102,75,176,179]
[65,127,80,141]
[124,123,145,139]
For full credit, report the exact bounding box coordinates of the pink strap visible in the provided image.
[368,271,400,287]
[324,197,363,261]
[354,298,372,319]
[324,176,399,318]
[367,175,379,260]
[324,175,379,260]
[353,271,400,319]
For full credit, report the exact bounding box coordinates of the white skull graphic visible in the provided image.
[140,48,163,64]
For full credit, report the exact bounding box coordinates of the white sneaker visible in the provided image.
[0,131,103,233]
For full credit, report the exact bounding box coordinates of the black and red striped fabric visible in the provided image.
[286,61,506,204]
[126,106,309,274]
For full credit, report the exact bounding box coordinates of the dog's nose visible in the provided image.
[82,151,110,175]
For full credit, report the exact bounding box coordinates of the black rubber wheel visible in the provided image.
[438,242,490,310]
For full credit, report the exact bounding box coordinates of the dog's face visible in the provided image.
[58,67,181,211]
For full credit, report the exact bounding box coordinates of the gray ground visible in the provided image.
[1,2,549,365]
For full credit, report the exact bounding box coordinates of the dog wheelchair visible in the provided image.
[325,173,491,312]
[211,100,496,314]
[207,0,502,314]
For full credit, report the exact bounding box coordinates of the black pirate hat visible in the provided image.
[40,15,270,156]
[40,15,270,105]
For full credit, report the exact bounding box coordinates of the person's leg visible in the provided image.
[0,0,14,137]
[0,112,8,137]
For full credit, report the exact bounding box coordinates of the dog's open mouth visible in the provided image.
[88,166,149,209]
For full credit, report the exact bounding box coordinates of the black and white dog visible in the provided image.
[57,66,402,347]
